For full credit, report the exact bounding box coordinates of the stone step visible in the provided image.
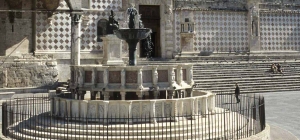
[10,112,247,140]
[9,129,234,140]
[193,74,293,79]
[30,111,228,131]
[193,63,299,67]
[193,67,295,71]
[193,67,297,71]
[195,78,300,85]
[196,83,300,89]
[194,80,300,87]
[194,75,300,82]
[200,87,300,94]
[195,84,300,91]
[0,92,15,100]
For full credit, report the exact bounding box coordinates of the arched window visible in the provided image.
[97,19,108,42]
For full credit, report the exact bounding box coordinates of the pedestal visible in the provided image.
[101,35,124,65]
[250,36,260,51]
[180,32,194,52]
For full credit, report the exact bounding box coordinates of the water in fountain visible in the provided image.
[139,14,154,59]
[143,33,154,59]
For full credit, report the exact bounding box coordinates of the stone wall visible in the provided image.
[260,12,300,52]
[0,0,32,56]
[175,10,249,53]
[0,54,58,88]
[35,0,125,53]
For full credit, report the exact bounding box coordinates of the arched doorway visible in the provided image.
[97,19,108,42]
[139,5,161,58]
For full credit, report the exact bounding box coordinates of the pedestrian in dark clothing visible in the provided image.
[277,63,283,74]
[235,83,240,103]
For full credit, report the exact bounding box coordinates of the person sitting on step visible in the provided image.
[277,63,283,74]
[270,63,277,73]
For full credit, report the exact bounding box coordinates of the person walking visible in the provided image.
[235,83,240,103]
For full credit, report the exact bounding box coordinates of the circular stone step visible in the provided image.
[8,109,249,140]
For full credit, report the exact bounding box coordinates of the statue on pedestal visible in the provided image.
[107,10,119,34]
[250,6,258,37]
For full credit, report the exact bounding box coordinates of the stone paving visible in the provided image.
[261,91,300,140]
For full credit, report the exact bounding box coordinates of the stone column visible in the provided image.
[121,69,125,89]
[187,65,194,86]
[80,91,86,100]
[177,66,183,86]
[150,101,157,123]
[178,90,183,98]
[96,91,101,100]
[152,67,158,91]
[91,91,97,100]
[71,13,82,65]
[201,98,207,115]
[208,93,216,114]
[91,68,96,86]
[137,92,143,100]
[169,67,176,86]
[153,91,159,99]
[103,68,108,87]
[186,88,193,97]
[138,68,143,90]
[121,92,126,100]
[70,13,82,87]
[103,92,110,100]
[167,90,174,99]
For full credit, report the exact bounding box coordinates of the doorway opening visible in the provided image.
[139,5,161,58]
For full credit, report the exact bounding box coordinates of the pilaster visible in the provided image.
[150,101,157,123]
[247,1,261,52]
[138,68,143,90]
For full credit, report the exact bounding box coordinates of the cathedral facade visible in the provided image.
[0,0,299,81]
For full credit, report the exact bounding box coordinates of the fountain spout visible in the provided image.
[127,6,138,29]
[114,8,152,66]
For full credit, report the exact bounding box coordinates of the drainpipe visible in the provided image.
[31,0,36,55]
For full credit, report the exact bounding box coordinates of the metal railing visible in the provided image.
[2,94,265,140]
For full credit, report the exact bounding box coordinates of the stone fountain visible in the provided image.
[68,8,196,100]
[3,7,218,140]
[114,6,152,66]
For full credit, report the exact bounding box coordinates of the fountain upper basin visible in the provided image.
[114,28,152,41]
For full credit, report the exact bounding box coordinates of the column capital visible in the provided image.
[71,13,83,25]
